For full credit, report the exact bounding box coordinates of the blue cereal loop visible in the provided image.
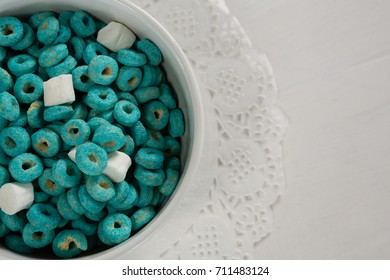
[71,216,97,236]
[38,168,66,197]
[0,91,20,122]
[140,100,169,131]
[37,16,60,45]
[139,64,156,88]
[61,119,91,146]
[134,165,165,187]
[84,85,118,110]
[168,108,185,138]
[113,100,140,127]
[8,153,43,183]
[11,23,35,51]
[97,213,132,246]
[130,206,156,232]
[5,234,33,254]
[158,168,180,196]
[38,43,69,68]
[26,203,61,231]
[26,42,49,58]
[46,55,77,78]
[22,223,55,249]
[66,186,86,215]
[134,148,165,170]
[92,124,125,153]
[0,126,31,157]
[83,42,108,64]
[75,142,108,176]
[70,102,89,120]
[53,25,72,44]
[117,49,147,67]
[117,92,138,106]
[27,100,46,128]
[144,129,165,151]
[72,65,95,92]
[118,135,135,156]
[116,66,142,91]
[159,83,177,109]
[78,184,106,214]
[13,73,43,104]
[7,54,37,77]
[129,121,148,147]
[68,36,86,62]
[70,11,96,38]
[165,156,181,171]
[28,12,57,29]
[8,109,27,127]
[136,183,154,208]
[0,209,27,231]
[86,174,115,202]
[164,136,181,157]
[52,229,88,259]
[87,117,110,133]
[136,39,163,66]
[57,193,82,220]
[134,86,161,104]
[44,105,74,122]
[58,11,74,27]
[84,208,107,222]
[0,17,24,47]
[31,128,61,158]
[52,159,82,188]
[88,55,118,86]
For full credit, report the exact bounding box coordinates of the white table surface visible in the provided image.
[226,0,390,259]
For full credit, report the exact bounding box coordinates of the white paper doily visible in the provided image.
[126,0,289,259]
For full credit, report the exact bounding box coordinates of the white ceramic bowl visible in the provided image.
[0,0,203,259]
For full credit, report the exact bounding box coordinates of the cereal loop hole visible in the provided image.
[114,222,121,228]
[101,67,112,76]
[123,104,133,114]
[22,161,36,170]
[80,74,90,83]
[88,153,98,163]
[98,181,110,189]
[5,137,16,148]
[2,25,13,35]
[102,141,116,148]
[32,232,44,240]
[45,179,57,190]
[69,127,79,135]
[23,83,35,94]
[127,77,137,87]
[36,141,49,152]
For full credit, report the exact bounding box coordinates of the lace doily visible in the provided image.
[126,0,289,259]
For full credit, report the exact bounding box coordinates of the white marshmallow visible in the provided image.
[102,151,132,183]
[97,22,136,52]
[0,182,34,215]
[69,148,132,183]
[68,146,77,162]
[43,74,75,107]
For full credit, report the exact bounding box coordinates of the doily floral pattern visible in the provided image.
[129,0,288,259]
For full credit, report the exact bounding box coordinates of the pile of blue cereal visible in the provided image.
[0,10,184,259]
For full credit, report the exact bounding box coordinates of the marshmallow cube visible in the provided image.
[68,146,77,162]
[102,151,132,183]
[0,182,34,215]
[43,74,75,107]
[97,22,136,52]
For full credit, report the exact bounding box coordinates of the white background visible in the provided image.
[226,0,390,259]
